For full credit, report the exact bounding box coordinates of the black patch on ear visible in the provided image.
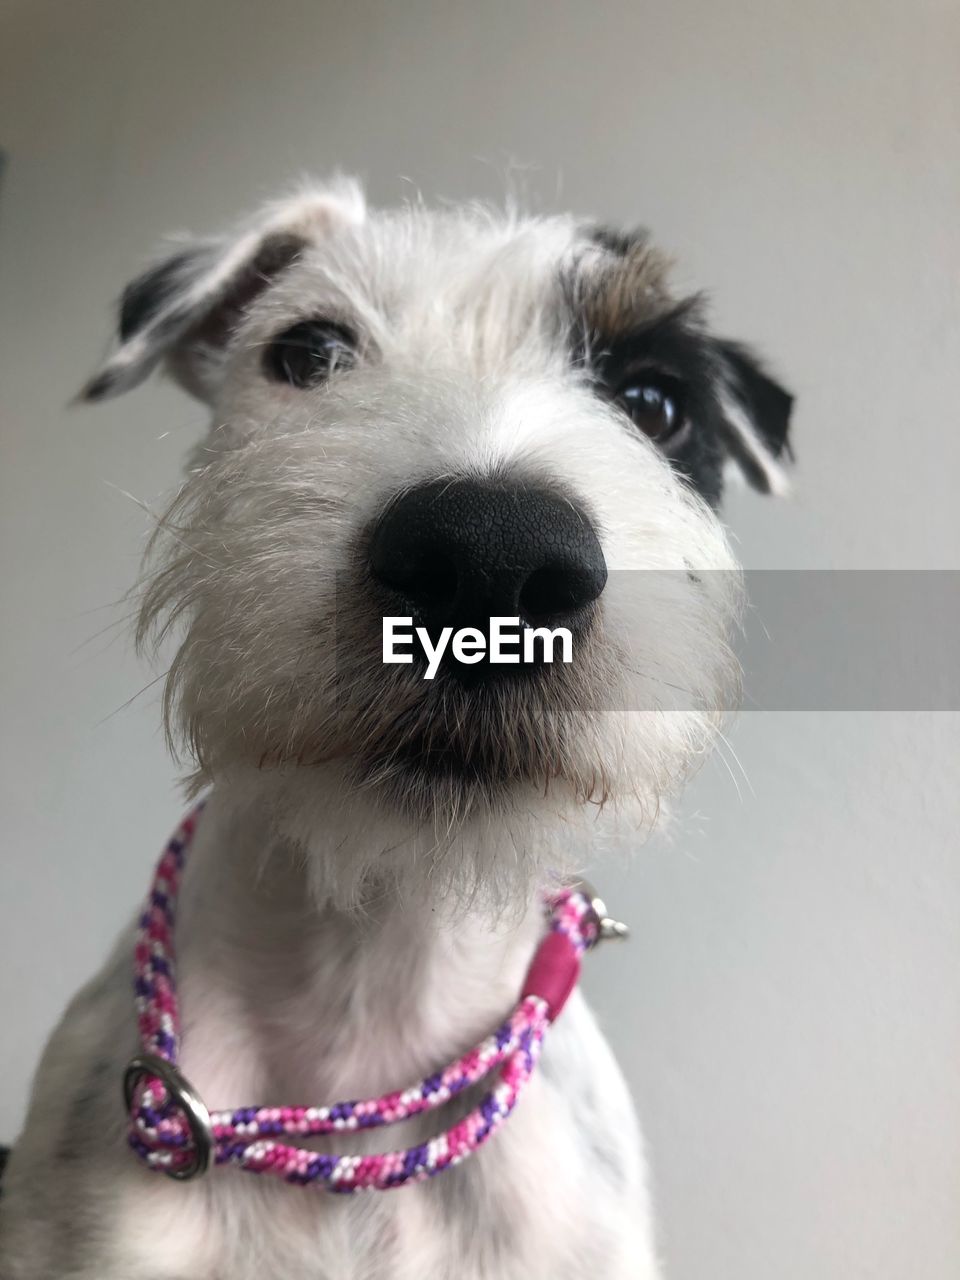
[118,245,213,342]
[82,232,308,404]
[714,339,794,460]
[185,232,306,353]
[78,368,123,403]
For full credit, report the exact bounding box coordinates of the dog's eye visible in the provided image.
[264,319,357,388]
[616,376,686,443]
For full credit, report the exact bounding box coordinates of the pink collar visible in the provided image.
[124,803,627,1191]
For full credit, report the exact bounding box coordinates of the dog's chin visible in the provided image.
[340,666,611,824]
[353,730,581,824]
[199,672,612,827]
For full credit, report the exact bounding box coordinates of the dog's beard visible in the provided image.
[348,669,621,823]
[165,642,726,873]
[169,606,626,823]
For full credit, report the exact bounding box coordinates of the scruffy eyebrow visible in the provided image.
[565,228,678,342]
[583,298,711,367]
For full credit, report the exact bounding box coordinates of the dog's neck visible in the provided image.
[168,777,549,1111]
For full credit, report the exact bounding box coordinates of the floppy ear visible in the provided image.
[80,179,366,405]
[713,339,794,495]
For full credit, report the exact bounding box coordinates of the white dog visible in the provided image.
[0,180,792,1279]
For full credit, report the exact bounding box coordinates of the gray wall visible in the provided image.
[1,2,958,1277]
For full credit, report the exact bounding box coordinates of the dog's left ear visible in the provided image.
[80,179,366,405]
[713,339,794,495]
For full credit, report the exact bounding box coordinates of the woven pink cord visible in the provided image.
[127,802,602,1191]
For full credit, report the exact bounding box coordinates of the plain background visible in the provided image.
[1,2,958,1276]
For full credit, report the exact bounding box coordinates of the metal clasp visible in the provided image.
[123,1053,213,1181]
[573,879,630,944]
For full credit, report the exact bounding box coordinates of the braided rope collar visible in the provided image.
[124,803,628,1192]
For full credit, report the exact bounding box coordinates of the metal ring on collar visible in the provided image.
[123,1053,213,1181]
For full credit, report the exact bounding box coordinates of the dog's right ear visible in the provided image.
[80,179,366,405]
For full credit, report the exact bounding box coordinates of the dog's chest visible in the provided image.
[140,873,595,1277]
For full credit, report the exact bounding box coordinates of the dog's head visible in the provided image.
[84,180,792,895]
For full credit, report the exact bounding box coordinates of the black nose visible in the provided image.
[369,477,607,649]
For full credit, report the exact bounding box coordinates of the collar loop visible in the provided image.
[124,803,625,1190]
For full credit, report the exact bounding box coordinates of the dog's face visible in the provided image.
[85,180,792,850]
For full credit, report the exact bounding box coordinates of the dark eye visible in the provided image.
[264,319,358,388]
[616,376,686,443]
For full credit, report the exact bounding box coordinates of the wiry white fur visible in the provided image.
[1,182,764,1280]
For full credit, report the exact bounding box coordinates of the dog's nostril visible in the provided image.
[368,478,607,668]
[519,562,604,623]
[379,544,459,610]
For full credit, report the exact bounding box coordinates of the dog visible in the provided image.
[0,178,792,1279]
